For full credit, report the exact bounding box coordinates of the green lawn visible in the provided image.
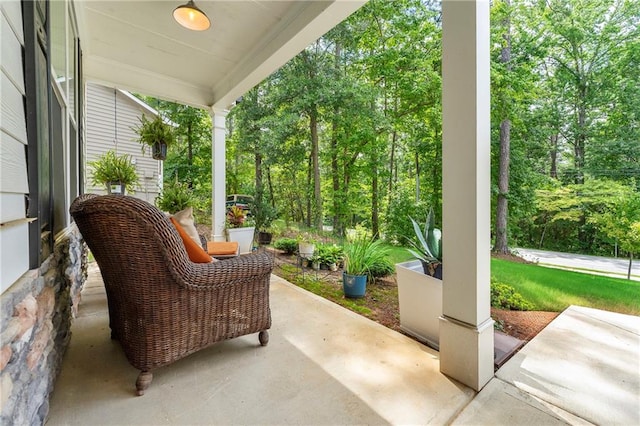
[491,258,640,315]
[385,244,414,264]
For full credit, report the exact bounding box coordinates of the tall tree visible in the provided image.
[493,0,513,254]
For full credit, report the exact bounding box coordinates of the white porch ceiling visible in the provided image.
[75,0,366,110]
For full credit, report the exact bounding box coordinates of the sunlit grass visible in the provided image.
[384,244,414,265]
[491,259,640,315]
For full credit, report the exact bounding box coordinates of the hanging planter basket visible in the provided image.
[152,142,168,160]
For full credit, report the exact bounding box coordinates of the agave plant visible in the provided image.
[406,207,442,277]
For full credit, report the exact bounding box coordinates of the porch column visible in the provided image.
[210,107,228,241]
[440,0,494,391]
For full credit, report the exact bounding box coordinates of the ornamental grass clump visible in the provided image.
[343,237,391,282]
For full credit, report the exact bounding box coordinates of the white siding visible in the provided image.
[1,71,27,143]
[85,83,162,204]
[0,131,29,194]
[0,0,28,294]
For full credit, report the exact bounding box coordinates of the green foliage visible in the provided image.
[490,279,534,311]
[590,192,640,262]
[134,114,176,151]
[384,188,430,245]
[314,244,344,265]
[491,258,640,314]
[253,198,278,232]
[368,257,395,278]
[406,208,442,266]
[532,179,637,253]
[155,180,194,214]
[343,237,391,281]
[273,238,298,254]
[89,150,139,192]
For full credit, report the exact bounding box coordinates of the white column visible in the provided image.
[210,108,228,242]
[440,0,494,391]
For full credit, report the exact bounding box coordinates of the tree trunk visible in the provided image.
[310,110,322,230]
[371,150,379,239]
[332,42,342,236]
[305,156,312,227]
[415,151,420,202]
[574,83,587,184]
[550,133,558,179]
[494,119,511,254]
[493,0,511,255]
[628,254,633,280]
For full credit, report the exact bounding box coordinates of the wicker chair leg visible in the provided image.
[259,331,269,346]
[135,371,153,396]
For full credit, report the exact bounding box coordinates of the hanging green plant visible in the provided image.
[89,150,139,194]
[134,114,176,160]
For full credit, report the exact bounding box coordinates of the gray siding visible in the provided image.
[85,82,162,204]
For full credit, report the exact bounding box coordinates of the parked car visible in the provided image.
[226,194,254,215]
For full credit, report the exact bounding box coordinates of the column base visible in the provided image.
[439,315,494,391]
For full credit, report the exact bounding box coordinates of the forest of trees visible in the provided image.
[154,0,640,259]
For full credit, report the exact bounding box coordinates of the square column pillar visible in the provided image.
[210,107,228,241]
[440,0,494,391]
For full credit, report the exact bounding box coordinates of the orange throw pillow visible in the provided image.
[170,217,213,263]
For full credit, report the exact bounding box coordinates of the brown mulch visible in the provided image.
[270,249,558,343]
[492,309,559,341]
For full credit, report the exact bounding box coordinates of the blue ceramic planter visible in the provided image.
[342,272,367,298]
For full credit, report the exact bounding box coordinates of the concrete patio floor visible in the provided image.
[46,263,640,425]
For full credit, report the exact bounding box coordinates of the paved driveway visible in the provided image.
[516,248,640,281]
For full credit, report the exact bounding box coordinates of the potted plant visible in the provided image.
[134,114,175,160]
[396,207,443,349]
[316,244,344,271]
[155,179,195,214]
[406,207,442,278]
[225,205,255,254]
[342,237,389,298]
[297,233,316,259]
[88,150,139,195]
[253,199,277,246]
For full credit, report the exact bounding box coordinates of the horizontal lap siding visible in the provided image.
[1,1,29,293]
[85,83,161,204]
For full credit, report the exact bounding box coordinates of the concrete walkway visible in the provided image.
[517,248,640,281]
[46,265,640,425]
[454,306,640,425]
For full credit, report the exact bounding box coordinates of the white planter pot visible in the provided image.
[396,260,442,350]
[226,227,255,254]
[298,242,315,258]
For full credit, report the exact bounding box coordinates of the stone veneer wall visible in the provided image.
[0,225,87,425]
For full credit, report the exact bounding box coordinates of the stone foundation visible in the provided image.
[0,225,87,425]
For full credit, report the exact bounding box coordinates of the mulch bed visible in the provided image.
[270,249,558,343]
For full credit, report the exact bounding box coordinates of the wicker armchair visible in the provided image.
[70,194,273,396]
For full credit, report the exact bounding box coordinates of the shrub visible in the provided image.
[490,279,534,311]
[368,257,394,278]
[274,238,298,254]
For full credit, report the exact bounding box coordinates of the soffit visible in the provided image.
[75,1,366,109]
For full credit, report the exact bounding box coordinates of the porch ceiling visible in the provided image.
[75,1,365,110]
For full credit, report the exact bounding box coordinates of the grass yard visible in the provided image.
[491,258,640,315]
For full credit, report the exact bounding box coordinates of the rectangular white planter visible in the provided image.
[226,227,255,254]
[396,260,442,350]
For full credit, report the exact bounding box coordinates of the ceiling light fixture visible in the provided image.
[173,0,210,31]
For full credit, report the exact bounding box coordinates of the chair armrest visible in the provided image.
[174,251,274,290]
